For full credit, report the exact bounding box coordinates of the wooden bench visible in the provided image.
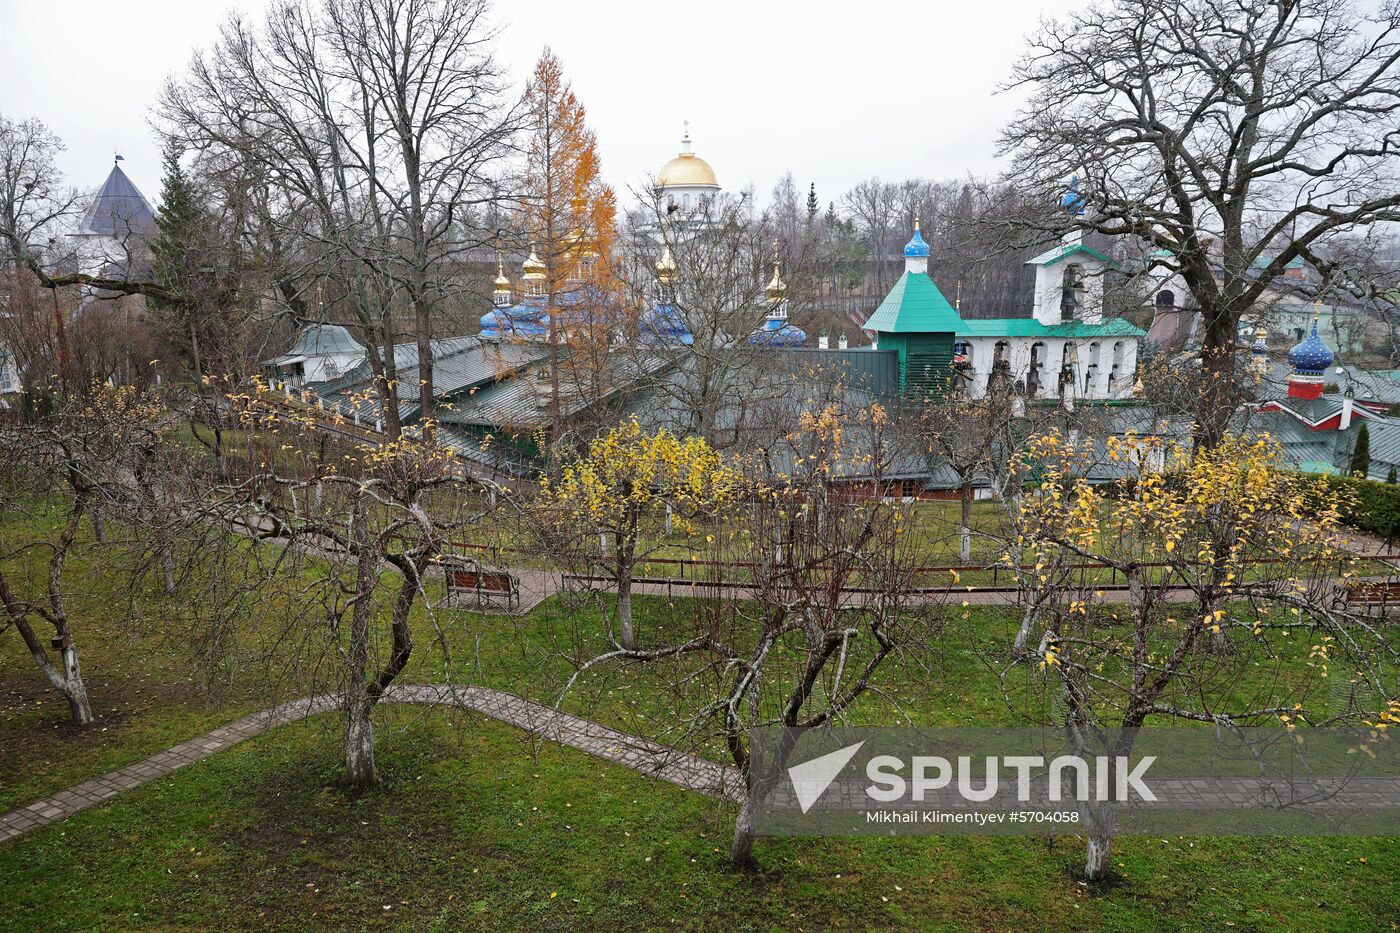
[444,562,519,610]
[1344,580,1400,610]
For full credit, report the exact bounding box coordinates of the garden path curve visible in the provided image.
[0,684,743,844]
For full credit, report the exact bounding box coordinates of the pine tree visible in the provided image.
[807,183,818,222]
[149,141,210,376]
[1349,422,1371,478]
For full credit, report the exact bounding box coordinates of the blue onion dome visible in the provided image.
[903,217,930,258]
[749,317,807,348]
[1250,327,1268,356]
[478,306,505,336]
[1287,317,1333,373]
[480,297,549,340]
[640,302,694,346]
[1061,175,1087,216]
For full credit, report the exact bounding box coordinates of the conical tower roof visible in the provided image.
[77,161,155,237]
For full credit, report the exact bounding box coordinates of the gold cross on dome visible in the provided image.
[683,119,690,139]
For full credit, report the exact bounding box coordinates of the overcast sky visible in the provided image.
[1,0,1080,210]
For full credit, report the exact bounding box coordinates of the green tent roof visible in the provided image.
[956,318,1146,339]
[1026,242,1114,267]
[861,272,966,334]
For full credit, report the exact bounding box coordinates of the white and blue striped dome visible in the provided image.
[1287,318,1333,374]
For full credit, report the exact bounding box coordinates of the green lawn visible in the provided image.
[2,502,1397,931]
[5,707,1395,932]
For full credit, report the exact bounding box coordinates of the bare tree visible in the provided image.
[620,193,786,449]
[840,178,900,294]
[0,385,171,725]
[1000,0,1400,445]
[161,0,521,439]
[223,397,479,784]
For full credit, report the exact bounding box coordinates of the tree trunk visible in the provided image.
[1084,831,1114,881]
[413,290,435,442]
[160,546,177,595]
[616,531,636,650]
[729,795,757,868]
[344,699,377,785]
[60,643,93,727]
[343,491,381,784]
[618,574,634,650]
[960,479,973,563]
[90,507,106,544]
[1014,594,1042,655]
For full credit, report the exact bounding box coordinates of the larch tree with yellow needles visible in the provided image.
[520,48,619,436]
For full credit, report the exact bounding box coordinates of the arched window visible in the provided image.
[1027,341,1046,397]
[1059,341,1077,396]
[990,340,1011,392]
[1084,341,1101,394]
[1107,341,1125,392]
[682,193,692,210]
[1060,263,1083,320]
[1155,289,1176,308]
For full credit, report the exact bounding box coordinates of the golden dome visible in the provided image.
[655,245,677,284]
[656,123,719,189]
[766,259,786,301]
[522,246,545,279]
[493,254,510,292]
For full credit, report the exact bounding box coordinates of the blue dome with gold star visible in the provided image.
[1287,318,1333,374]
[904,223,930,258]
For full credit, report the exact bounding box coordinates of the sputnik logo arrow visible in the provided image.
[787,741,865,813]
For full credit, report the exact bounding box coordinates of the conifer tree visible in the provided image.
[520,48,618,438]
[807,182,818,221]
[1349,422,1371,478]
[149,141,210,377]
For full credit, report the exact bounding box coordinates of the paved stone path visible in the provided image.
[0,684,741,845]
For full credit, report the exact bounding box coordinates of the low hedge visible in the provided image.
[1310,473,1400,540]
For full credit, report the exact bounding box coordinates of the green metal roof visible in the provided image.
[861,272,966,334]
[1026,242,1114,267]
[289,324,366,356]
[956,318,1145,339]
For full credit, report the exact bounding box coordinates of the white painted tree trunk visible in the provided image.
[1084,832,1113,881]
[729,795,757,867]
[344,702,377,784]
[61,645,93,726]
